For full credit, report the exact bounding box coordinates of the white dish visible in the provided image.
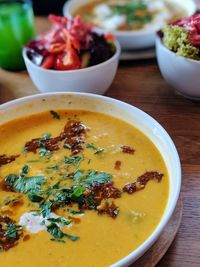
[156,36,200,100]
[23,40,120,95]
[0,92,181,266]
[63,0,196,50]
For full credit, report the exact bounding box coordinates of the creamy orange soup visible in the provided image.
[0,110,169,267]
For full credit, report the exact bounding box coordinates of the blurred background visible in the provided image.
[32,0,200,15]
[32,0,67,15]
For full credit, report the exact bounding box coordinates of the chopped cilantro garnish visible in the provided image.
[36,133,52,159]
[111,1,152,26]
[71,186,84,198]
[13,176,44,193]
[39,147,49,157]
[64,232,79,241]
[47,223,79,241]
[28,190,44,202]
[73,169,84,181]
[47,217,71,226]
[40,201,53,218]
[86,143,104,154]
[4,223,22,239]
[27,159,41,163]
[47,223,63,239]
[39,133,52,142]
[77,171,112,186]
[21,165,29,174]
[52,181,61,189]
[64,156,83,167]
[5,171,45,194]
[63,143,72,149]
[46,164,60,171]
[50,110,60,120]
[67,209,84,215]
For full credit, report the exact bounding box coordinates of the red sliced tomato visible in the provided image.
[41,55,55,69]
[48,43,66,54]
[55,50,81,70]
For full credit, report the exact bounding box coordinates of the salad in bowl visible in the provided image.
[25,15,116,70]
[156,13,200,100]
[162,13,200,60]
[23,15,120,94]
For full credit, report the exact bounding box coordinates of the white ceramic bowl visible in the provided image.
[22,40,120,95]
[0,92,181,266]
[63,0,196,50]
[156,36,200,100]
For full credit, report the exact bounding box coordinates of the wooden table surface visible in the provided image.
[0,17,200,267]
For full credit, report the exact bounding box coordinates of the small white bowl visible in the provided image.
[156,36,200,100]
[22,40,120,95]
[63,0,196,50]
[0,92,181,266]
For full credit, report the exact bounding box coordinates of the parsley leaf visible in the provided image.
[71,186,84,198]
[21,165,29,175]
[40,133,52,141]
[40,201,53,218]
[78,171,112,186]
[67,209,84,215]
[4,223,22,239]
[64,232,79,241]
[47,223,63,239]
[27,159,41,163]
[86,143,104,154]
[47,223,79,241]
[46,164,60,171]
[5,172,45,194]
[64,156,83,167]
[73,169,84,180]
[39,147,52,159]
[63,143,72,149]
[47,217,72,226]
[37,133,52,159]
[13,176,45,193]
[28,190,44,202]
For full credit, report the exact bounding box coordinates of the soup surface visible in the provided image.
[0,110,169,267]
[75,0,187,31]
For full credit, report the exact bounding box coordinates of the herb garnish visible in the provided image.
[77,170,112,186]
[36,133,52,159]
[47,217,71,226]
[50,110,60,120]
[5,165,45,194]
[40,201,53,218]
[27,159,41,163]
[86,143,104,154]
[4,223,22,239]
[111,1,152,26]
[47,223,79,242]
[39,133,52,142]
[68,209,84,215]
[64,156,83,167]
[28,191,44,203]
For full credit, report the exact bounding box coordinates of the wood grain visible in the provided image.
[1,17,200,267]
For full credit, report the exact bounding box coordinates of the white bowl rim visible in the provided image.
[63,0,197,36]
[156,34,200,64]
[0,92,181,266]
[22,39,121,74]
